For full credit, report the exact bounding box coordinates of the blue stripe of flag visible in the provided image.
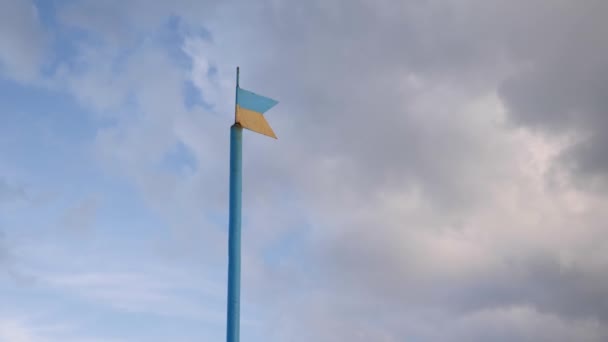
[237,87,278,114]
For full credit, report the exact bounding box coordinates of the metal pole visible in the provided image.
[227,68,242,342]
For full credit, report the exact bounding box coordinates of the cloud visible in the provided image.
[0,0,48,82]
[432,305,607,342]
[0,231,8,266]
[0,315,125,342]
[42,270,223,321]
[0,318,43,342]
[58,0,221,46]
[60,197,98,234]
[185,1,608,340]
[0,179,24,273]
[0,178,26,204]
[494,1,608,180]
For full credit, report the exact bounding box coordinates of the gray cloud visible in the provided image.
[0,0,47,82]
[0,179,22,278]
[61,197,99,234]
[0,179,25,204]
[58,0,222,47]
[0,231,7,266]
[209,1,608,340]
[495,0,608,179]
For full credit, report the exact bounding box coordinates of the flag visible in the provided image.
[236,87,278,139]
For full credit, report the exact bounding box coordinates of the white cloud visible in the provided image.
[0,315,126,342]
[41,271,223,321]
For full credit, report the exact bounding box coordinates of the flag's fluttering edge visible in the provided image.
[236,87,278,139]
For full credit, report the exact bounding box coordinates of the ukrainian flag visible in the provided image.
[236,87,278,139]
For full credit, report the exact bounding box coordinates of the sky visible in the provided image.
[1,0,608,341]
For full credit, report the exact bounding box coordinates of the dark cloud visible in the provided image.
[209,0,519,213]
[221,2,608,338]
[496,0,608,178]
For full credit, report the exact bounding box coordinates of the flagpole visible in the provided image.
[227,67,242,342]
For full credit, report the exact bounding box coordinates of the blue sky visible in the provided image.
[2,0,608,341]
[0,1,235,340]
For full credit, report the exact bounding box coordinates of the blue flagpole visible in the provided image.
[227,67,242,342]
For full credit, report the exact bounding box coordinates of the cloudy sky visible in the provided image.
[1,0,608,341]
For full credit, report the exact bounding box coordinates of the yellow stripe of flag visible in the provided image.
[236,105,277,139]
